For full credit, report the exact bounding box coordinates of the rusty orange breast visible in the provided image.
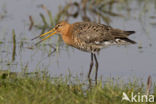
[61,24,74,46]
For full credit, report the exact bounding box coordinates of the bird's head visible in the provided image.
[32,21,70,45]
[54,21,70,34]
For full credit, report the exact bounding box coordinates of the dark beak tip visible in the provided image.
[32,35,40,40]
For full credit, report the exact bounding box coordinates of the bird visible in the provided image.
[32,21,136,84]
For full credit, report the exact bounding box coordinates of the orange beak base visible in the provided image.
[32,28,57,45]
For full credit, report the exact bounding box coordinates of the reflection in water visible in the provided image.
[0,0,156,82]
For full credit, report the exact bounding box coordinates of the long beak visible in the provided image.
[32,28,57,45]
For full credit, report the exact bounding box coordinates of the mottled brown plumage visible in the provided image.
[70,22,136,52]
[33,21,136,85]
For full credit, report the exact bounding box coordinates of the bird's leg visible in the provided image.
[93,54,98,85]
[88,53,94,85]
[88,53,94,78]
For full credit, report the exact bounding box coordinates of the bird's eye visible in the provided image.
[58,24,62,27]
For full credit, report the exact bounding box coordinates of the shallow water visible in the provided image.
[0,0,156,82]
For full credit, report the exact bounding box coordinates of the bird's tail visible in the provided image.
[124,31,135,36]
[118,38,136,44]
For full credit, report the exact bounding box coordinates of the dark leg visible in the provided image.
[93,54,98,85]
[88,53,94,79]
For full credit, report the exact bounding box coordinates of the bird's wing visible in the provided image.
[71,22,130,44]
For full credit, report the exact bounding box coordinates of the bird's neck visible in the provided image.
[60,24,70,36]
[61,24,74,46]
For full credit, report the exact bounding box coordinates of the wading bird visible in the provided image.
[32,21,136,84]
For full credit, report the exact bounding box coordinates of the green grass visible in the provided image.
[0,71,156,104]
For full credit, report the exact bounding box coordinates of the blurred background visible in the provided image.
[0,0,156,82]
